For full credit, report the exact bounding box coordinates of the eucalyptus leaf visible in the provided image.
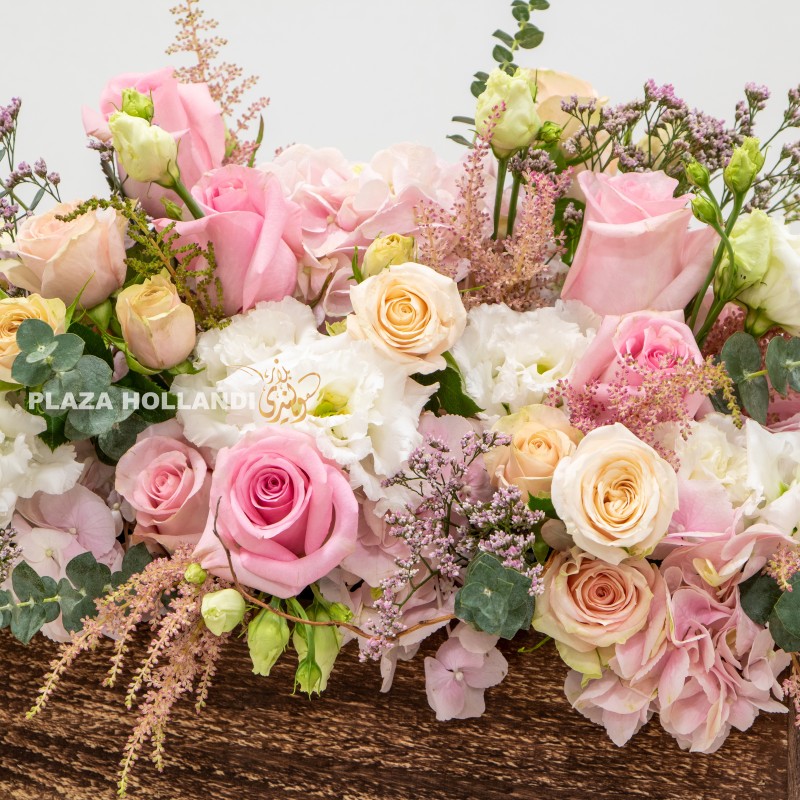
[11,355,52,387]
[15,318,54,353]
[74,354,113,391]
[492,44,514,64]
[0,589,12,628]
[10,603,47,644]
[12,562,46,603]
[720,331,761,383]
[118,542,154,582]
[766,336,800,395]
[50,333,85,372]
[515,25,544,49]
[97,413,148,461]
[65,551,112,597]
[740,571,786,625]
[57,579,96,633]
[493,29,515,47]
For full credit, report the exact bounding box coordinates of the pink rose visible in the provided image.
[115,420,211,551]
[570,311,710,417]
[83,67,226,216]
[160,165,303,315]
[193,426,358,597]
[533,548,660,676]
[561,171,718,315]
[1,201,127,308]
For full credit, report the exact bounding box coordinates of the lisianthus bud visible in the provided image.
[293,608,342,693]
[538,121,563,145]
[362,233,415,278]
[684,159,711,191]
[248,609,290,676]
[109,111,179,186]
[475,68,541,157]
[120,88,154,123]
[201,588,246,635]
[295,656,324,696]
[724,137,765,196]
[115,270,197,370]
[160,197,184,221]
[691,196,718,227]
[183,563,208,585]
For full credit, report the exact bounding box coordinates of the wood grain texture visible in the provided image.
[0,629,790,800]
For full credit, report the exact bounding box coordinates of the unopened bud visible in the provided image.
[184,563,208,585]
[120,88,154,123]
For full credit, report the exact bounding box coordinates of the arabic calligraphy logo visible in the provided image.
[236,359,321,423]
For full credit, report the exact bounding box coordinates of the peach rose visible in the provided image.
[0,294,66,383]
[533,548,659,675]
[346,262,466,375]
[483,404,582,497]
[0,201,127,308]
[551,424,678,564]
[115,270,197,370]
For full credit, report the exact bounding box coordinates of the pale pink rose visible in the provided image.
[193,426,358,597]
[569,311,711,419]
[561,171,718,315]
[424,633,508,721]
[115,420,211,551]
[1,201,127,308]
[533,548,660,674]
[159,165,303,315]
[483,404,582,497]
[83,67,225,216]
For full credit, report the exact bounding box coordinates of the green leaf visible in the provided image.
[50,333,85,372]
[515,25,544,49]
[68,322,114,368]
[12,562,46,603]
[529,0,550,9]
[65,552,112,597]
[492,44,514,64]
[769,606,800,652]
[29,186,46,211]
[739,571,786,625]
[117,543,153,582]
[42,369,84,416]
[121,373,178,424]
[0,589,13,628]
[15,318,54,353]
[40,576,60,624]
[57,579,96,633]
[493,29,515,47]
[721,331,761,383]
[455,552,534,639]
[766,336,800,395]
[738,375,769,425]
[471,80,488,99]
[10,603,47,644]
[39,414,68,451]
[447,134,473,148]
[452,116,475,125]
[11,354,51,387]
[527,493,557,518]
[511,5,530,21]
[415,362,482,418]
[74,354,113,391]
[97,413,148,461]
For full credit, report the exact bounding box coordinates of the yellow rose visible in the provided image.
[0,294,66,383]
[550,424,678,564]
[484,404,582,497]
[116,271,196,370]
[362,234,415,278]
[346,262,466,374]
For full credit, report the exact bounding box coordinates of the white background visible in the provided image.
[3,0,800,201]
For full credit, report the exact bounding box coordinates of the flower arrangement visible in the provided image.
[2,0,800,794]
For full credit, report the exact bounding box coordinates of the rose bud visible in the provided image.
[115,270,197,370]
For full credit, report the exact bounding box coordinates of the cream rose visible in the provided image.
[484,404,582,497]
[0,294,66,383]
[116,270,196,370]
[346,262,466,374]
[550,424,678,564]
[0,201,127,308]
[532,547,660,676]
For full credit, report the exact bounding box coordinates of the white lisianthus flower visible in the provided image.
[0,395,82,526]
[551,424,678,564]
[744,419,800,532]
[175,297,434,505]
[674,413,750,507]
[109,112,179,186]
[451,300,600,419]
[735,212,800,336]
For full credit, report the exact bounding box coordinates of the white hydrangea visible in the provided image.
[451,300,600,419]
[175,298,434,503]
[0,394,82,526]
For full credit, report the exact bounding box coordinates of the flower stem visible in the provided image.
[171,178,205,220]
[506,171,523,237]
[492,156,509,239]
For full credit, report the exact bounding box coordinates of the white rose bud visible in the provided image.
[475,68,541,157]
[109,111,179,186]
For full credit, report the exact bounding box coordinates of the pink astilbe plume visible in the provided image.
[550,355,740,463]
[27,546,231,797]
[765,543,800,591]
[167,0,269,165]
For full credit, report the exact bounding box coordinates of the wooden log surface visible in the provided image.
[0,628,790,800]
